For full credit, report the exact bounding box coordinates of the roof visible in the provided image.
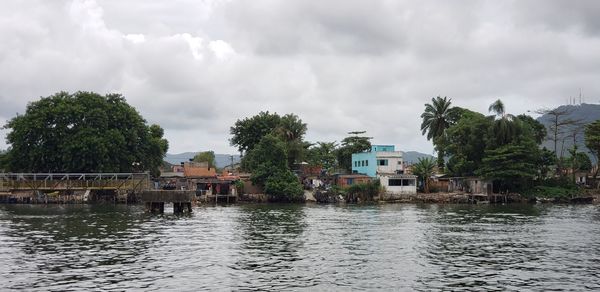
[183,165,217,178]
[160,172,185,178]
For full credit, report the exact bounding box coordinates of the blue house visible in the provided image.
[351,145,401,177]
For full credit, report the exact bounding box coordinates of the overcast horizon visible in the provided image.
[1,0,599,155]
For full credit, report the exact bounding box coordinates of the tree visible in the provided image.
[445,111,491,176]
[242,134,303,201]
[420,96,454,168]
[585,120,600,178]
[193,151,216,169]
[412,157,436,193]
[477,142,539,192]
[306,141,338,173]
[3,91,168,176]
[230,111,282,154]
[535,107,581,161]
[0,150,6,171]
[336,131,372,172]
[488,99,518,146]
[230,112,307,166]
[517,114,547,145]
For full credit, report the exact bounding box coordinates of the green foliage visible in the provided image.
[523,185,580,199]
[3,91,168,175]
[517,114,547,144]
[477,141,539,192]
[306,141,337,173]
[585,120,600,178]
[243,134,288,186]
[264,169,304,202]
[420,96,454,167]
[445,111,490,176]
[412,157,436,193]
[230,111,282,153]
[193,151,216,169]
[537,147,556,178]
[0,150,6,171]
[230,112,307,166]
[336,131,371,172]
[345,179,380,202]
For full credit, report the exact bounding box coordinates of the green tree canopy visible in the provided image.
[445,111,491,176]
[336,131,372,172]
[306,141,338,173]
[476,141,539,192]
[412,157,436,193]
[585,120,600,177]
[193,151,216,169]
[420,96,454,167]
[3,91,168,176]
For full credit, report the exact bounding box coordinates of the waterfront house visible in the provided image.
[334,174,372,187]
[351,145,417,195]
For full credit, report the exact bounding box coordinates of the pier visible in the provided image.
[140,190,194,214]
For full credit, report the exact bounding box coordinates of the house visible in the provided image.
[334,174,372,188]
[351,144,417,195]
[448,177,492,195]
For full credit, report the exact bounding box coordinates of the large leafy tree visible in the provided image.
[336,131,372,172]
[412,157,436,193]
[585,120,600,178]
[193,151,216,169]
[445,110,491,176]
[4,91,168,176]
[488,99,518,145]
[306,141,338,173]
[230,111,282,154]
[242,134,303,201]
[420,96,454,168]
[230,112,307,166]
[476,141,539,192]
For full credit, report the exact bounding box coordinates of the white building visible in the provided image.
[352,145,416,196]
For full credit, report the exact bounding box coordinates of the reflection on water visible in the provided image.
[0,203,599,291]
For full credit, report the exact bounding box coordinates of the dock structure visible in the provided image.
[0,173,150,203]
[0,173,150,192]
[140,190,194,214]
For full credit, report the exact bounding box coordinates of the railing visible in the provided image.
[0,173,150,192]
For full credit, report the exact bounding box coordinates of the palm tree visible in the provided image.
[412,157,436,193]
[420,96,453,169]
[488,99,516,145]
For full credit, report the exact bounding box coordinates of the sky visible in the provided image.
[1,0,600,155]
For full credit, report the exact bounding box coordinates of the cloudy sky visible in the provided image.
[1,0,600,155]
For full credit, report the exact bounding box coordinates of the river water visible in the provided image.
[0,203,599,291]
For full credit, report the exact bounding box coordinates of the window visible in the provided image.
[388,179,402,186]
[347,178,354,185]
[388,178,416,186]
[362,161,365,167]
[365,160,368,166]
[378,159,388,166]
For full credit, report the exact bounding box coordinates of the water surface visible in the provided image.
[1,203,599,291]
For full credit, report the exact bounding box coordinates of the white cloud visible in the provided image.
[1,0,600,155]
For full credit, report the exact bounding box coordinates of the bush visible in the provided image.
[523,185,581,199]
[264,169,304,202]
[345,180,381,203]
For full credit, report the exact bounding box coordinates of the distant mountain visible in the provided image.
[402,151,435,164]
[536,103,600,161]
[164,152,241,169]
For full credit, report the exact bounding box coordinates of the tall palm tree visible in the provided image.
[413,157,436,193]
[421,96,453,169]
[488,99,516,145]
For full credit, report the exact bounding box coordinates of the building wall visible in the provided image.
[351,152,376,177]
[371,145,395,152]
[379,175,417,195]
[375,151,403,174]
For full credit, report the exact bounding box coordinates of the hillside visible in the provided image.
[164,152,241,169]
[402,151,435,164]
[536,103,600,160]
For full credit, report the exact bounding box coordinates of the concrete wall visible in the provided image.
[351,152,376,177]
[375,151,403,174]
[379,175,417,195]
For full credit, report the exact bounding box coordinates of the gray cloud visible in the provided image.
[1,0,599,155]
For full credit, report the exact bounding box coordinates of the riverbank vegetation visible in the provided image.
[2,91,169,176]
[420,96,597,198]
